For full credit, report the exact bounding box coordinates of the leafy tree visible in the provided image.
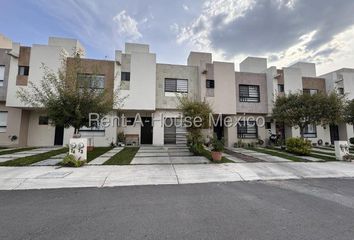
[178,96,213,153]
[343,99,354,125]
[272,91,344,138]
[17,51,124,134]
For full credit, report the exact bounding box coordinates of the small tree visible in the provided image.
[178,96,213,153]
[272,91,344,138]
[17,51,123,134]
[343,99,354,125]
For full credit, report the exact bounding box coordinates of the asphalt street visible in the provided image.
[1,178,354,240]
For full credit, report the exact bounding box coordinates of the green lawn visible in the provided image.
[308,153,337,161]
[0,148,68,166]
[103,147,139,165]
[87,147,114,162]
[311,150,335,156]
[250,147,307,162]
[0,147,37,156]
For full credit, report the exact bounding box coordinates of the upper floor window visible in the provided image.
[0,111,8,133]
[303,89,318,95]
[304,124,317,138]
[239,85,260,102]
[121,72,130,81]
[338,87,344,95]
[278,84,284,93]
[237,121,258,139]
[206,80,215,89]
[77,73,105,89]
[38,116,49,125]
[165,78,188,93]
[126,117,135,126]
[18,66,29,76]
[0,65,4,87]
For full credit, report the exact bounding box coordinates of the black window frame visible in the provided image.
[303,124,317,138]
[77,73,105,90]
[239,84,260,103]
[18,66,29,76]
[206,79,215,89]
[121,72,130,81]
[38,116,49,125]
[303,88,318,95]
[277,84,284,93]
[237,121,258,139]
[164,78,188,93]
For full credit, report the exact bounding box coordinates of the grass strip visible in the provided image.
[103,147,139,165]
[0,147,37,156]
[311,150,335,156]
[249,147,307,162]
[87,147,114,162]
[0,148,68,166]
[308,153,337,161]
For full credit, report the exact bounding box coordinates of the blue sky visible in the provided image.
[1,0,354,74]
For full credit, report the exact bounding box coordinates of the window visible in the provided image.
[79,125,105,137]
[77,73,105,89]
[0,65,4,87]
[338,87,344,95]
[0,111,8,133]
[38,116,49,125]
[265,122,272,129]
[239,85,260,102]
[237,121,258,139]
[126,117,135,126]
[164,78,188,93]
[303,89,318,95]
[304,124,317,138]
[206,80,215,89]
[18,66,29,76]
[121,72,130,81]
[277,84,284,93]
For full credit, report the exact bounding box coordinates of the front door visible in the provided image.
[54,126,64,145]
[141,117,153,144]
[330,124,339,144]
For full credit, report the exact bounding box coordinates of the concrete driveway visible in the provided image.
[131,145,209,164]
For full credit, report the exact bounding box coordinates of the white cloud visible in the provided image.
[182,4,189,11]
[113,10,142,41]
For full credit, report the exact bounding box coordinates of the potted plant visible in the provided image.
[211,136,224,161]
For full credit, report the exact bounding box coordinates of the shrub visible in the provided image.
[59,154,85,167]
[349,137,354,145]
[211,136,224,152]
[189,142,204,156]
[286,137,312,155]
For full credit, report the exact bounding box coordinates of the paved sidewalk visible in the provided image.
[0,161,353,190]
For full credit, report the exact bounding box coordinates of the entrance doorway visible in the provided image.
[141,117,153,144]
[54,126,64,145]
[330,124,339,144]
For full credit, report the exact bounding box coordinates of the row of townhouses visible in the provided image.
[0,34,353,147]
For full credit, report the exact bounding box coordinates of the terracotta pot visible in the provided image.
[211,151,222,161]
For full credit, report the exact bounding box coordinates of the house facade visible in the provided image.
[0,34,352,147]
